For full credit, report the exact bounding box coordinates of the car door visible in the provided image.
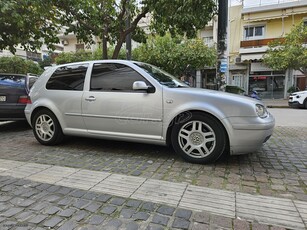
[82,62,163,140]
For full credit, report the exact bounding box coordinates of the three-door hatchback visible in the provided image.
[25,60,275,163]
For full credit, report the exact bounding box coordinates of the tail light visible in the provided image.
[18,95,32,104]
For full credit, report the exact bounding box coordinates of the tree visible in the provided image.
[133,34,216,76]
[1,0,216,59]
[55,0,216,59]
[263,22,307,75]
[0,0,60,53]
[0,56,43,74]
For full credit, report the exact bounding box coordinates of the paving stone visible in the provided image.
[175,209,192,220]
[96,194,112,202]
[141,202,157,211]
[46,185,61,192]
[110,197,126,206]
[251,223,270,230]
[73,199,91,209]
[156,205,175,216]
[43,216,63,228]
[125,222,139,230]
[172,217,190,230]
[58,220,77,230]
[146,224,164,230]
[44,206,61,215]
[1,207,24,217]
[84,202,102,212]
[72,210,90,222]
[36,183,52,191]
[16,211,35,221]
[126,200,142,208]
[28,215,48,224]
[83,192,98,200]
[1,221,17,230]
[191,222,209,230]
[57,187,72,195]
[58,197,75,206]
[104,219,122,229]
[58,208,76,217]
[133,211,150,221]
[151,214,169,226]
[193,212,210,224]
[233,219,250,230]
[70,190,87,198]
[30,202,50,211]
[120,208,136,218]
[88,215,106,225]
[0,196,12,202]
[210,214,232,228]
[44,194,61,202]
[100,205,117,215]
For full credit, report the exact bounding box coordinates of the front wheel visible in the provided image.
[32,109,64,145]
[171,112,227,164]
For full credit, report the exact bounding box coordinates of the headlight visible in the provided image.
[255,104,268,118]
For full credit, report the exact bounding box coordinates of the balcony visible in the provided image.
[240,38,284,48]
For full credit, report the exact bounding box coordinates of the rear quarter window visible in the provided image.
[46,64,88,90]
[0,74,25,89]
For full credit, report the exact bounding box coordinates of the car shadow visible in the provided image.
[0,121,32,132]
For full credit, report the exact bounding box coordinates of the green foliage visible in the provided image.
[0,0,60,53]
[0,56,43,74]
[133,35,216,75]
[264,22,307,74]
[1,0,216,59]
[55,47,127,65]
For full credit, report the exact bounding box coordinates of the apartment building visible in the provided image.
[229,0,307,99]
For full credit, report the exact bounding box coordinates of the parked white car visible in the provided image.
[288,90,307,109]
[25,60,275,163]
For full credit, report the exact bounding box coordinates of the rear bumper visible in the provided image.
[0,104,26,121]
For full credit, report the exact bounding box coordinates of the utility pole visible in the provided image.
[126,0,132,60]
[217,0,228,91]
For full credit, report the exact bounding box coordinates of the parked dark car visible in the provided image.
[0,73,38,121]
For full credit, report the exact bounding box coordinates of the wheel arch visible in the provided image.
[30,105,64,130]
[165,110,230,150]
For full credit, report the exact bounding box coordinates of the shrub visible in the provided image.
[0,56,43,74]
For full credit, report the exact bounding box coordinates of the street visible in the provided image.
[0,108,306,229]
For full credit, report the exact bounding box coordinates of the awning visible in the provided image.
[241,53,264,61]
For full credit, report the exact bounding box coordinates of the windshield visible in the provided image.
[135,62,189,88]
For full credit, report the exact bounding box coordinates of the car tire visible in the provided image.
[32,109,64,145]
[171,112,227,164]
[304,99,307,109]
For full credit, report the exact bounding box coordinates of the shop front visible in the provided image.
[248,62,285,99]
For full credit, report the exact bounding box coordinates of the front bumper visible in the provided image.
[226,114,275,155]
[288,101,301,108]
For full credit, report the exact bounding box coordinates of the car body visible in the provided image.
[25,60,275,163]
[288,90,307,109]
[0,73,38,121]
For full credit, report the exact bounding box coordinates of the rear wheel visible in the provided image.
[171,112,227,164]
[32,109,64,145]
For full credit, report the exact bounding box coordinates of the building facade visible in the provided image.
[229,0,307,98]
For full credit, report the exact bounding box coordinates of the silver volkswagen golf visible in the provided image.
[25,60,275,163]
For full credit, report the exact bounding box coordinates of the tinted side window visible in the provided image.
[46,64,88,90]
[0,74,25,89]
[90,63,149,92]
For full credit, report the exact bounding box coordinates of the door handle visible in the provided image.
[85,96,96,102]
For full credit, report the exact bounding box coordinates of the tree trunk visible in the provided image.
[112,33,125,59]
[102,28,108,59]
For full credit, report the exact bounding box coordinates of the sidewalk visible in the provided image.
[0,159,306,230]
[262,99,289,108]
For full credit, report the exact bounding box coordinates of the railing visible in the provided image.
[243,0,302,8]
[240,38,284,48]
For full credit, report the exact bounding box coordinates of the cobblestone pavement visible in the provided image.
[0,175,288,230]
[0,121,306,202]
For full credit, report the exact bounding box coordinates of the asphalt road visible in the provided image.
[268,108,307,127]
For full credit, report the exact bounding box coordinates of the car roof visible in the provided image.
[54,59,139,68]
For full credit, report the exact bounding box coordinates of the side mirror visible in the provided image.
[132,81,155,93]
